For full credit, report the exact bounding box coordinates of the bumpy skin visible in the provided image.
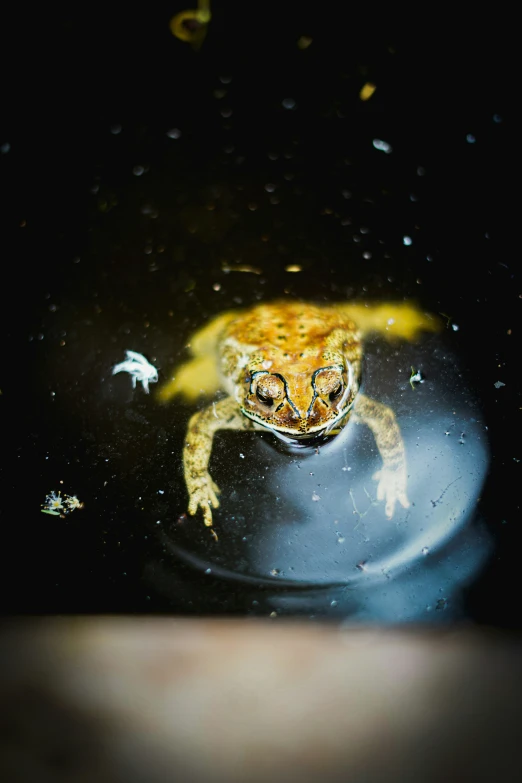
[158,301,439,529]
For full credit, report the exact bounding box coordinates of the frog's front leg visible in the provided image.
[353,394,410,518]
[184,396,255,527]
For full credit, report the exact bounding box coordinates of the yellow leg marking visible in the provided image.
[157,310,237,403]
[336,302,441,341]
[190,311,236,356]
[157,354,221,403]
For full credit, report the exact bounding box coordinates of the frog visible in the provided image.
[158,300,440,530]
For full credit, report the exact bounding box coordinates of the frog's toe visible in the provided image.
[202,503,214,527]
[207,484,220,509]
[187,495,200,517]
[210,478,221,497]
[372,469,409,519]
[397,490,410,510]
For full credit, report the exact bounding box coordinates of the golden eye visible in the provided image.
[329,381,343,401]
[256,388,273,405]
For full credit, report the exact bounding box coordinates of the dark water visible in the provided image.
[1,7,518,624]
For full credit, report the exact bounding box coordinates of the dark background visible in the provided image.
[0,4,519,623]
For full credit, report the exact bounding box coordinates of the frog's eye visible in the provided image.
[314,368,344,399]
[256,388,273,406]
[329,381,343,401]
[254,374,285,405]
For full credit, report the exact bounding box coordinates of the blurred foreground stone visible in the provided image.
[1,619,521,782]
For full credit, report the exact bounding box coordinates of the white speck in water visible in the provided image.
[205,568,212,574]
[410,193,418,202]
[422,547,429,555]
[372,138,392,154]
[166,128,182,139]
[312,492,321,501]
[452,323,459,331]
[213,282,221,291]
[110,124,122,135]
[158,490,164,495]
[341,189,352,199]
[403,235,413,246]
[494,380,505,389]
[239,453,245,459]
[270,569,280,576]
[133,165,145,177]
[220,108,233,118]
[330,600,338,607]
[417,166,426,176]
[493,114,503,123]
[264,183,276,192]
[342,466,351,471]
[387,318,395,325]
[336,534,345,544]
[156,520,161,525]
[282,98,296,110]
[269,611,278,618]
[1,142,11,154]
[466,133,476,143]
[363,252,372,259]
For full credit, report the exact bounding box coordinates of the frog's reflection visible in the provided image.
[152,334,491,622]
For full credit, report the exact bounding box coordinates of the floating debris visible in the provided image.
[170,0,211,50]
[297,36,313,50]
[41,491,84,517]
[409,367,424,389]
[494,380,506,389]
[112,350,158,393]
[221,262,262,275]
[359,82,376,101]
[372,138,392,154]
[285,264,302,272]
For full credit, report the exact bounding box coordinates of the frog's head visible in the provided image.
[239,357,358,441]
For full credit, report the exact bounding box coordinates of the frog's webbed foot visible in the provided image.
[187,473,221,527]
[372,466,410,519]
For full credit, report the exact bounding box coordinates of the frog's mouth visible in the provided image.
[243,403,354,444]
